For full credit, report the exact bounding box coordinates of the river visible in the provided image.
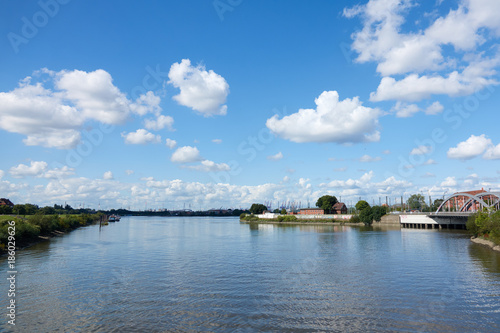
[1,216,500,332]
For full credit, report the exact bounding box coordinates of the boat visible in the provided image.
[108,214,121,222]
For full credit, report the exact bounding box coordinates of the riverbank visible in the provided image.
[0,214,102,254]
[241,219,365,226]
[471,236,500,253]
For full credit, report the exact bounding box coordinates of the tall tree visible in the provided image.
[316,195,338,214]
[355,200,370,212]
[407,194,426,210]
[249,203,267,215]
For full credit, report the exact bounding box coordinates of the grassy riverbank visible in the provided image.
[466,211,500,246]
[0,213,102,252]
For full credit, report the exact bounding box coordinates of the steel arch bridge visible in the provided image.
[435,191,500,214]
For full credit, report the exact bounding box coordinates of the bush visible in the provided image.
[467,211,500,245]
[277,215,298,222]
[240,213,246,219]
[349,215,361,223]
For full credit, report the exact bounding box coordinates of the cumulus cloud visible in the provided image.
[410,145,432,155]
[165,138,177,149]
[9,161,48,178]
[184,160,230,172]
[144,115,174,131]
[425,101,444,115]
[0,170,4,180]
[266,91,380,144]
[392,102,420,117]
[345,0,500,103]
[483,143,500,160]
[171,146,202,163]
[168,59,229,116]
[125,170,134,175]
[441,176,458,187]
[359,155,382,162]
[267,152,284,161]
[122,129,161,145]
[43,166,75,179]
[0,69,161,149]
[103,171,114,180]
[447,134,492,160]
[212,139,222,144]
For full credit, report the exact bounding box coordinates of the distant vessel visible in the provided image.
[108,215,121,222]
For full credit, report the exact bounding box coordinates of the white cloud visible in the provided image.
[168,59,229,116]
[424,159,437,165]
[165,138,177,149]
[0,69,161,149]
[370,64,498,102]
[184,160,230,172]
[410,145,432,155]
[144,115,174,131]
[125,170,134,175]
[266,91,380,144]
[334,167,347,172]
[392,102,420,117]
[359,155,381,162]
[441,176,458,187]
[103,171,114,180]
[382,150,391,155]
[425,101,444,115]
[171,146,202,163]
[267,152,284,161]
[484,143,500,160]
[212,139,222,144]
[0,170,4,180]
[122,129,161,145]
[447,134,492,160]
[43,166,75,179]
[9,161,48,178]
[346,0,500,103]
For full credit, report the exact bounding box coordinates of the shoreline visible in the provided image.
[470,236,500,253]
[240,219,366,226]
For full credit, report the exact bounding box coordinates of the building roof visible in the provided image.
[333,202,346,209]
[0,198,14,207]
[300,208,323,210]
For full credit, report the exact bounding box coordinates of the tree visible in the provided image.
[0,205,12,215]
[40,206,56,215]
[431,199,444,212]
[249,203,267,215]
[359,207,373,225]
[355,200,370,212]
[13,204,26,216]
[280,208,287,215]
[371,206,387,222]
[316,195,338,214]
[407,194,426,210]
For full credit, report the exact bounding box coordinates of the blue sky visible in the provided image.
[1,0,500,210]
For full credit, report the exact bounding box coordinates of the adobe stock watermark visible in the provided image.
[213,0,243,21]
[209,106,288,183]
[7,0,72,54]
[393,84,496,179]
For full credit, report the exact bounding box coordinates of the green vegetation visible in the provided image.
[355,200,370,212]
[249,203,267,215]
[467,211,500,245]
[357,204,387,225]
[315,195,338,214]
[0,213,101,252]
[407,194,426,210]
[277,215,298,222]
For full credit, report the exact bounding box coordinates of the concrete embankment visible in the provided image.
[471,237,500,252]
[378,214,400,225]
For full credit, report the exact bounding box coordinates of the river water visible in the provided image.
[1,216,500,332]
